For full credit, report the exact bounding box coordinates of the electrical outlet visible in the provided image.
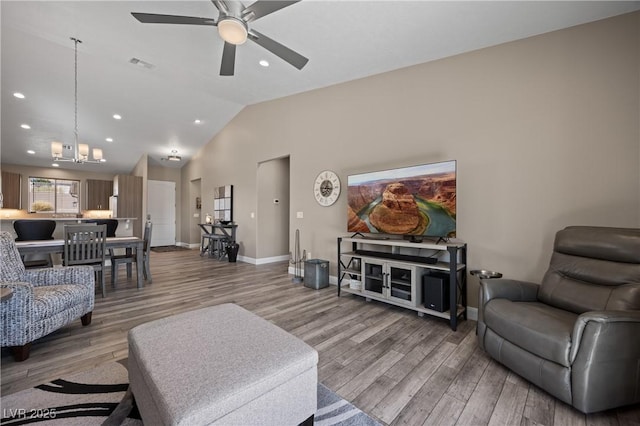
[296,211,304,219]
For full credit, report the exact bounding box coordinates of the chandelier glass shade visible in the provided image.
[51,37,104,164]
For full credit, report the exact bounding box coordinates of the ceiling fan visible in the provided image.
[131,0,308,76]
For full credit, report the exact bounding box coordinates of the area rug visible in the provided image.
[149,245,191,253]
[0,362,380,426]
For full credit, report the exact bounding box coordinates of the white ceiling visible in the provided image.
[2,1,639,174]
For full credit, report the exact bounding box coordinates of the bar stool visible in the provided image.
[200,234,228,259]
[85,219,118,237]
[14,220,56,268]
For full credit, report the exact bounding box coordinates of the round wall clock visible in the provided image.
[314,170,341,206]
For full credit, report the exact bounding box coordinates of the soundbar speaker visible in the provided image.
[423,274,449,312]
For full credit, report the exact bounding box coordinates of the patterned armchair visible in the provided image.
[0,232,95,361]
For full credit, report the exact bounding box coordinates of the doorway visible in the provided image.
[256,156,290,261]
[147,180,176,247]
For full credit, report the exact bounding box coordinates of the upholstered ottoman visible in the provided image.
[128,304,318,425]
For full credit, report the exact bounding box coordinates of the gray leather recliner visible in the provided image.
[477,226,640,413]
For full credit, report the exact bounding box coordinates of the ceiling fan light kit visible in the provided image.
[132,0,308,76]
[218,17,248,45]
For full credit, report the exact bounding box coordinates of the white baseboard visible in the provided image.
[176,241,199,249]
[241,254,290,265]
[287,266,300,276]
[467,306,478,321]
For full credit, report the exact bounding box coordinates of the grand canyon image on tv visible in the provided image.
[347,160,456,238]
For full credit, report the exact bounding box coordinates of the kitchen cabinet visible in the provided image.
[1,171,21,209]
[113,174,143,237]
[86,179,113,210]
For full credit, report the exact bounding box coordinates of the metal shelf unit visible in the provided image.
[337,236,467,331]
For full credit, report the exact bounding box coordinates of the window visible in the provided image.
[28,177,80,214]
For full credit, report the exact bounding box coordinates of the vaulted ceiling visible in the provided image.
[2,1,638,174]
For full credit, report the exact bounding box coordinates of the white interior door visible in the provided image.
[148,180,176,247]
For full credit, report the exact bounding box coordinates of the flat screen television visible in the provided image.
[347,160,456,238]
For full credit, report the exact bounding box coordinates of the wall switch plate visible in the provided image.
[193,213,200,217]
[297,211,304,219]
[250,212,255,219]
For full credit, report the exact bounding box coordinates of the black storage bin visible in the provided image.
[304,259,329,289]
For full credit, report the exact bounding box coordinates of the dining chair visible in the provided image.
[13,219,56,268]
[85,219,118,256]
[63,224,107,298]
[111,221,152,286]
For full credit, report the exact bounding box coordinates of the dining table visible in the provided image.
[15,236,146,289]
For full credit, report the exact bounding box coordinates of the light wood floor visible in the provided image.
[2,250,639,425]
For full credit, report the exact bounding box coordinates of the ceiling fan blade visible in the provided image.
[220,42,236,76]
[211,1,229,14]
[248,30,308,70]
[243,1,300,22]
[131,12,216,26]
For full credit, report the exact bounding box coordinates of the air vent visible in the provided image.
[129,58,155,70]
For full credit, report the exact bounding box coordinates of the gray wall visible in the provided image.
[180,12,640,307]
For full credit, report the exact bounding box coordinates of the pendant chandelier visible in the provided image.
[51,37,104,164]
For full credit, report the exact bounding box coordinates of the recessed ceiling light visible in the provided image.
[21,124,31,129]
[113,114,122,120]
[259,60,269,67]
[106,137,113,142]
[13,92,25,99]
[194,119,201,124]
[52,163,60,167]
[100,158,107,162]
[27,150,35,155]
